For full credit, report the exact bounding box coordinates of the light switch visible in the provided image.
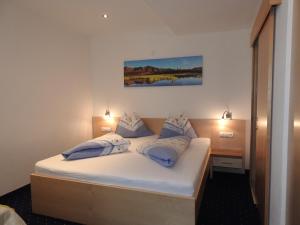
[219,131,234,138]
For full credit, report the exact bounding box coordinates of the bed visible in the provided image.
[31,117,245,225]
[35,136,209,196]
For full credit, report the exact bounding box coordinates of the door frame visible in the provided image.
[250,40,259,204]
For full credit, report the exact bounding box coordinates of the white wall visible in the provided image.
[0,1,93,196]
[269,0,294,225]
[90,29,252,167]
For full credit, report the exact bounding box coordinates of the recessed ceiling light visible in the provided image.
[103,13,108,19]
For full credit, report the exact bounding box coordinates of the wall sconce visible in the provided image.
[218,107,234,136]
[221,107,232,120]
[103,108,114,125]
[101,108,113,132]
[104,109,111,120]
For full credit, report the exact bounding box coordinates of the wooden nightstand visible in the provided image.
[210,148,245,178]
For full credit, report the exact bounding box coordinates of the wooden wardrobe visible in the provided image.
[250,1,281,225]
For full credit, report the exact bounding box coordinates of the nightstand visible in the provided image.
[210,148,245,178]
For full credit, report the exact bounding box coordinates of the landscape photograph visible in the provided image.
[124,56,203,87]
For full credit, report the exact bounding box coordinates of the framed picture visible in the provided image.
[124,55,203,87]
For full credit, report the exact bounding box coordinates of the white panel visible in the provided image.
[270,1,294,225]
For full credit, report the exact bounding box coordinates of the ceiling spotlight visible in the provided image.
[103,13,108,19]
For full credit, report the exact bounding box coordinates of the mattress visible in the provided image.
[35,136,210,197]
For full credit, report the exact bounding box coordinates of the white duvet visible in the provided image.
[0,205,26,225]
[35,136,210,197]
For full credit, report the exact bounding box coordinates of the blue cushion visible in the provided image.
[137,136,191,167]
[159,114,197,139]
[116,113,153,138]
[62,133,130,160]
[148,147,178,167]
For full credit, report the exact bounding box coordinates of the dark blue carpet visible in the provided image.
[0,172,260,225]
[198,172,260,225]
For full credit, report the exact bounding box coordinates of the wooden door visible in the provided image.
[254,10,275,225]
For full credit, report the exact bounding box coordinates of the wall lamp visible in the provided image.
[104,109,111,120]
[221,107,232,120]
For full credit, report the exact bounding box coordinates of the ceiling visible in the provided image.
[145,0,261,34]
[14,0,261,36]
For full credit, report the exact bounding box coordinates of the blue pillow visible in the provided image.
[159,114,197,139]
[62,133,130,160]
[137,136,191,167]
[116,113,153,138]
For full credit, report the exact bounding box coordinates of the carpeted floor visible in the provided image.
[198,172,260,225]
[0,172,260,225]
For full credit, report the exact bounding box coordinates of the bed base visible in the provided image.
[31,151,210,225]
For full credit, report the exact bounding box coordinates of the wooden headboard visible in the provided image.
[92,117,246,151]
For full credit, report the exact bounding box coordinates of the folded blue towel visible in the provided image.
[62,133,130,160]
[137,136,190,167]
[147,147,178,167]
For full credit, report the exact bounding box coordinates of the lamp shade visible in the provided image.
[221,110,232,120]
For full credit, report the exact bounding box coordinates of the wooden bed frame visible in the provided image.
[31,117,245,225]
